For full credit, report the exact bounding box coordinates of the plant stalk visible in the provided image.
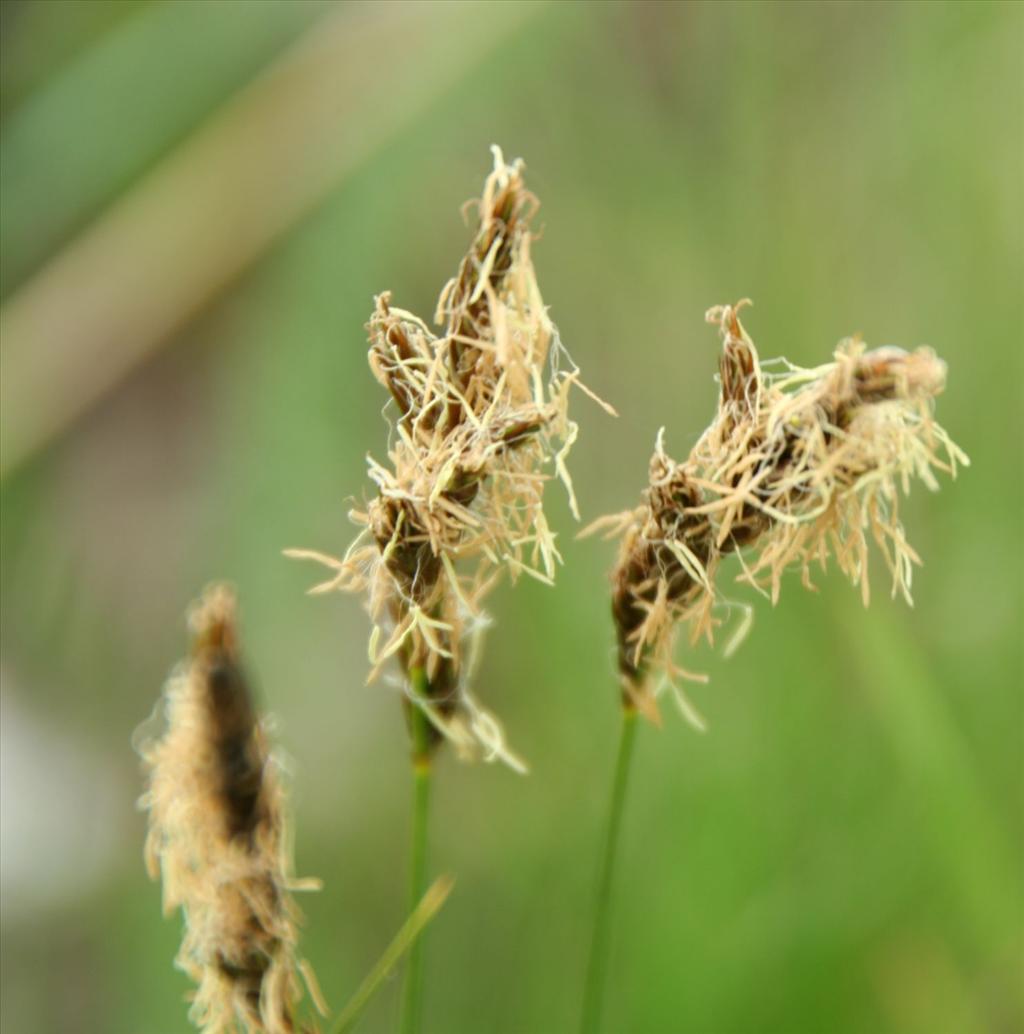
[580,705,639,1034]
[333,875,453,1034]
[400,667,433,1034]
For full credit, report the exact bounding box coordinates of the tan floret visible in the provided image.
[289,148,609,769]
[586,302,966,724]
[140,586,323,1033]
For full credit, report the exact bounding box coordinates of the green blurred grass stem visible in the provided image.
[580,705,639,1034]
[333,875,453,1034]
[401,667,434,1034]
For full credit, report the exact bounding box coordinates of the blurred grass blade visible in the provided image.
[331,874,454,1034]
[0,0,545,477]
[0,0,327,292]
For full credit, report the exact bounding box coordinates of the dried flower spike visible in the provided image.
[289,147,608,768]
[140,585,324,1034]
[586,301,967,724]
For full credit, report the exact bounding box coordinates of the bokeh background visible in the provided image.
[1,2,1021,1032]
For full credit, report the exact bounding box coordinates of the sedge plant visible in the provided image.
[579,300,967,1033]
[139,585,326,1034]
[140,585,455,1034]
[288,147,604,1034]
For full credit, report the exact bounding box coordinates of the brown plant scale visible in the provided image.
[585,301,967,726]
[141,586,324,1034]
[289,148,610,770]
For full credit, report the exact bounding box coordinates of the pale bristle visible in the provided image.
[140,585,322,1033]
[289,148,603,769]
[588,302,966,721]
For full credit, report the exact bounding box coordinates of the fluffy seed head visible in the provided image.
[140,585,323,1033]
[586,302,966,724]
[289,148,607,770]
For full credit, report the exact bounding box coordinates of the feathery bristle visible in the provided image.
[587,302,967,723]
[290,147,605,769]
[140,585,323,1033]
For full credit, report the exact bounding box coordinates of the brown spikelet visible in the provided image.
[585,302,967,724]
[289,147,610,770]
[140,585,324,1034]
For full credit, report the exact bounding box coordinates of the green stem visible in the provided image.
[580,706,639,1034]
[400,667,433,1034]
[333,875,453,1034]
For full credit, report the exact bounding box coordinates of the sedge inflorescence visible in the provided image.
[586,301,967,726]
[289,147,607,770]
[140,585,323,1034]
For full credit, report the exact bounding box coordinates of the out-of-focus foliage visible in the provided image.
[1,2,1020,1032]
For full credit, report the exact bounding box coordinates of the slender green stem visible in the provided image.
[333,875,453,1034]
[400,667,433,1034]
[580,706,639,1034]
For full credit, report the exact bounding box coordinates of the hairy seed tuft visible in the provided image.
[289,148,608,769]
[585,303,966,724]
[140,585,323,1033]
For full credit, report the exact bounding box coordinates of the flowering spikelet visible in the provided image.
[586,301,967,724]
[140,585,323,1033]
[289,147,606,769]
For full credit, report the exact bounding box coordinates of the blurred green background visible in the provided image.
[1,2,1021,1032]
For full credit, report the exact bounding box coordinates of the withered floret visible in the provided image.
[587,302,966,725]
[140,586,323,1034]
[289,147,607,770]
